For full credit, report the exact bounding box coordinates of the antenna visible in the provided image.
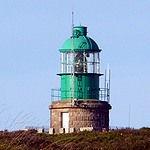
[72,11,74,32]
[71,11,75,105]
[105,63,111,103]
[71,3,74,33]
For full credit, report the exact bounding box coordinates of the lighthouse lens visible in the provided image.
[74,52,87,73]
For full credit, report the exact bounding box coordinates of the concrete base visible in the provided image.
[59,128,65,134]
[49,128,55,134]
[70,128,75,133]
[80,127,94,131]
[38,128,44,133]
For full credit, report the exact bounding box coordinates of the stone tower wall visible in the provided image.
[49,100,111,133]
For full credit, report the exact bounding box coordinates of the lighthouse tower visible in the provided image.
[49,26,111,133]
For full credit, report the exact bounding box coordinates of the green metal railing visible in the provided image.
[51,88,110,103]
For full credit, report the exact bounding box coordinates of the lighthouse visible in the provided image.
[49,25,111,133]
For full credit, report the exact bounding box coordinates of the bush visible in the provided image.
[0,128,150,149]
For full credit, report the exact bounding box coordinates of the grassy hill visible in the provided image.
[0,128,150,150]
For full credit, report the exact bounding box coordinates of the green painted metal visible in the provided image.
[60,73,99,100]
[58,26,102,101]
[73,26,87,36]
[59,26,101,52]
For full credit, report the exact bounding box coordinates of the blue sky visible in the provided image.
[0,0,150,130]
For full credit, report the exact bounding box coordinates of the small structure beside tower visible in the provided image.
[49,25,111,133]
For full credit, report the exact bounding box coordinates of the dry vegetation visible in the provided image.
[0,128,150,150]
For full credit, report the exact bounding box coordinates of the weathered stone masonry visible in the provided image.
[49,100,111,133]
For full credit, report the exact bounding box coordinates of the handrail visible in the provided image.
[51,88,110,103]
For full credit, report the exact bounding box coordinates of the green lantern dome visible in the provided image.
[60,26,101,52]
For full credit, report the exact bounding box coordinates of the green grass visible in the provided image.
[0,128,150,150]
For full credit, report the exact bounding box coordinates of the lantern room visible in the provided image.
[59,26,101,74]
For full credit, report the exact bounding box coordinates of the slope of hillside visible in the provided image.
[0,128,150,150]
